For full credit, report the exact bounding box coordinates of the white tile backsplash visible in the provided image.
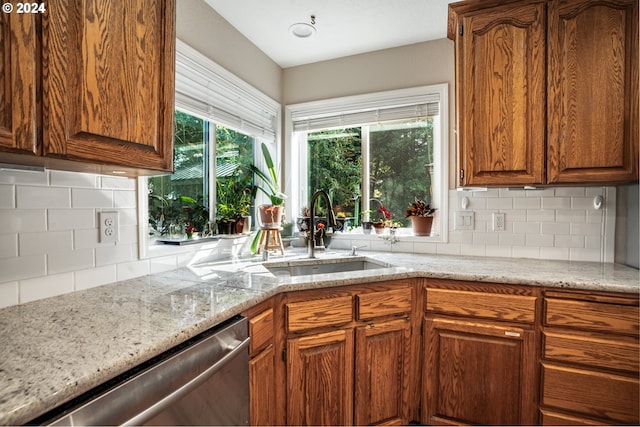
[0,168,621,308]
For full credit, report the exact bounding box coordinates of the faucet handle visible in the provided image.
[351,245,366,256]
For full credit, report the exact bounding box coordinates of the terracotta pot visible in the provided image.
[411,215,434,236]
[258,204,283,228]
[372,222,386,235]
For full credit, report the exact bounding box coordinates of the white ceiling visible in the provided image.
[204,0,455,68]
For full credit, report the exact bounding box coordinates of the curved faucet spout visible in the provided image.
[309,190,337,258]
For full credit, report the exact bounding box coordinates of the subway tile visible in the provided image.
[486,197,513,210]
[526,210,555,222]
[504,209,527,222]
[20,272,74,303]
[470,188,499,198]
[449,231,474,244]
[0,234,18,258]
[116,260,150,281]
[0,281,18,308]
[512,246,540,259]
[0,169,47,185]
[48,209,95,231]
[101,176,136,190]
[539,247,570,260]
[48,249,95,274]
[0,209,46,233]
[585,186,608,197]
[499,233,525,246]
[49,170,98,188]
[513,197,540,209]
[554,187,585,197]
[513,221,541,234]
[413,242,437,254]
[0,254,46,282]
[485,245,512,258]
[556,209,586,223]
[570,222,602,236]
[20,231,73,255]
[74,228,100,249]
[17,186,71,209]
[527,188,554,197]
[586,210,604,223]
[525,234,554,247]
[0,185,15,208]
[472,232,499,245]
[117,208,138,227]
[500,188,526,198]
[119,225,139,245]
[541,222,570,235]
[541,197,571,209]
[572,196,598,210]
[95,244,134,266]
[114,190,137,209]
[72,188,114,208]
[460,244,486,256]
[75,265,117,291]
[554,234,584,248]
[570,247,601,262]
[392,241,414,253]
[436,243,461,255]
[585,235,602,249]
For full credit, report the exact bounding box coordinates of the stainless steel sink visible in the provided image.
[264,257,391,277]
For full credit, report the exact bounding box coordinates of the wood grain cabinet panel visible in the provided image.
[547,0,638,183]
[545,297,639,335]
[451,0,546,186]
[356,285,412,320]
[0,12,38,155]
[287,329,354,426]
[41,0,175,173]
[286,295,353,333]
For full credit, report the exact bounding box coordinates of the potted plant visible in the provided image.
[373,204,392,234]
[405,197,437,236]
[216,165,252,234]
[251,142,287,228]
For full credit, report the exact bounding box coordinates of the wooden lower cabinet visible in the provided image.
[423,318,537,425]
[287,329,355,425]
[355,318,412,426]
[540,290,640,425]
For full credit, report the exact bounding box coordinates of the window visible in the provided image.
[286,84,448,239]
[139,40,280,251]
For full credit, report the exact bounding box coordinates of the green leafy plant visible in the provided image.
[216,165,253,222]
[405,197,437,217]
[250,142,286,206]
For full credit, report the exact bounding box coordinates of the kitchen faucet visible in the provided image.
[308,189,337,259]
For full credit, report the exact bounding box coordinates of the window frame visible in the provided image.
[284,84,449,243]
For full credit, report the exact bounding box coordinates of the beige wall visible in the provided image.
[283,38,456,187]
[176,0,282,102]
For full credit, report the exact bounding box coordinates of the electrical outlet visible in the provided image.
[99,212,119,243]
[492,212,505,232]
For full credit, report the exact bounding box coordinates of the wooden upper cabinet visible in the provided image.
[41,0,175,173]
[0,13,38,155]
[450,0,639,186]
[452,0,547,186]
[547,0,639,184]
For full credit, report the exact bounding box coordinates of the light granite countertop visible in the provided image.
[0,250,638,425]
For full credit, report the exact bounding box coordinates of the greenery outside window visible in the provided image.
[286,84,448,239]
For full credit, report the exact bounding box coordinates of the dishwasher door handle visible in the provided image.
[122,336,250,426]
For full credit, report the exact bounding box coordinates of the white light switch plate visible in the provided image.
[454,211,474,230]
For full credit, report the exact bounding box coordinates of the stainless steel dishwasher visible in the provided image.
[44,316,249,426]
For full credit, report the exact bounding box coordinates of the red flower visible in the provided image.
[186,225,197,233]
[377,205,392,220]
[317,223,325,229]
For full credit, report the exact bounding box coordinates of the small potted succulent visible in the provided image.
[405,197,437,236]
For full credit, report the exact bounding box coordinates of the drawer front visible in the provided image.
[249,307,274,356]
[540,409,607,426]
[543,331,639,373]
[545,298,639,335]
[357,287,412,320]
[541,363,640,424]
[426,288,536,323]
[287,296,353,333]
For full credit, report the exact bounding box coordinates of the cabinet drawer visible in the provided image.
[249,308,274,356]
[357,287,412,320]
[287,296,353,333]
[541,363,639,424]
[543,331,639,373]
[540,409,607,426]
[426,288,536,323]
[545,298,639,336]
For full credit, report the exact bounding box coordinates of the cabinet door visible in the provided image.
[42,0,175,173]
[354,318,411,426]
[547,0,638,184]
[0,12,38,154]
[287,329,354,426]
[455,1,546,186]
[422,317,537,425]
[249,344,277,426]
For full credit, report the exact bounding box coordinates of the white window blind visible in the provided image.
[175,39,279,141]
[290,88,440,132]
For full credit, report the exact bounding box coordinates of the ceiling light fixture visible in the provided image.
[289,15,316,39]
